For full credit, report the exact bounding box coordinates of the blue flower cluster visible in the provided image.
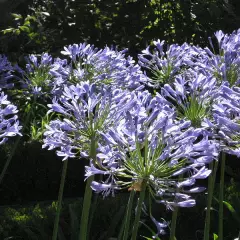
[2,29,240,238]
[0,57,21,144]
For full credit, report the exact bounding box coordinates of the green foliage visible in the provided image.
[1,11,50,55]
[213,233,219,240]
[0,195,131,240]
[30,113,53,142]
[177,95,211,127]
[1,0,240,58]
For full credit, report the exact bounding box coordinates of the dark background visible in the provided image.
[0,0,240,205]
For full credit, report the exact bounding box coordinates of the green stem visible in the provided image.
[203,160,219,240]
[218,152,226,240]
[52,160,68,240]
[169,175,182,240]
[131,180,147,240]
[0,106,33,185]
[169,205,179,240]
[122,190,135,240]
[79,175,94,240]
[87,194,99,236]
[79,136,96,240]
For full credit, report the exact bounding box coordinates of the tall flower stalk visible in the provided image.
[131,180,147,240]
[122,190,135,240]
[86,90,217,239]
[203,161,219,240]
[79,136,97,240]
[218,152,226,240]
[52,160,68,240]
[43,81,137,239]
[0,90,22,184]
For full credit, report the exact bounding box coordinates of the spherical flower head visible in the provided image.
[85,91,217,206]
[138,40,195,88]
[211,84,240,156]
[19,53,63,97]
[0,90,21,144]
[59,43,146,90]
[43,81,137,160]
[160,72,218,128]
[197,29,240,86]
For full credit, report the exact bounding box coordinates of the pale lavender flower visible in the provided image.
[160,72,218,128]
[195,29,240,86]
[85,91,217,207]
[150,216,168,238]
[138,41,196,88]
[0,90,21,144]
[211,83,240,156]
[57,43,146,90]
[43,82,137,160]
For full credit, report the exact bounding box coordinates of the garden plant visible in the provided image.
[1,1,240,239]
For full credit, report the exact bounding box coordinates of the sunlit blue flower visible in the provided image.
[211,83,240,156]
[195,29,240,86]
[85,91,217,207]
[160,72,218,128]
[43,82,137,160]
[18,53,55,97]
[58,43,146,90]
[138,40,196,88]
[0,90,21,144]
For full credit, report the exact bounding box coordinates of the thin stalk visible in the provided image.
[79,175,94,240]
[169,205,179,240]
[131,180,147,240]
[78,136,96,240]
[203,160,219,240]
[123,190,135,240]
[52,160,68,240]
[169,175,182,240]
[87,194,99,236]
[218,152,226,240]
[0,105,33,185]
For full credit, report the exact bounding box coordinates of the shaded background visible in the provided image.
[0,0,240,204]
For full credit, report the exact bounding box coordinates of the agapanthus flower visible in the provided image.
[18,53,68,97]
[43,81,137,160]
[85,90,217,207]
[150,216,168,238]
[159,72,218,128]
[211,83,240,156]
[0,55,14,89]
[57,43,146,90]
[0,90,21,144]
[138,40,196,88]
[194,29,240,86]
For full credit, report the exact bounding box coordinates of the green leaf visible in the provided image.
[19,26,30,33]
[213,233,218,240]
[23,20,31,27]
[2,28,15,34]
[11,13,22,20]
[223,201,240,225]
[25,15,37,22]
[15,29,21,35]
